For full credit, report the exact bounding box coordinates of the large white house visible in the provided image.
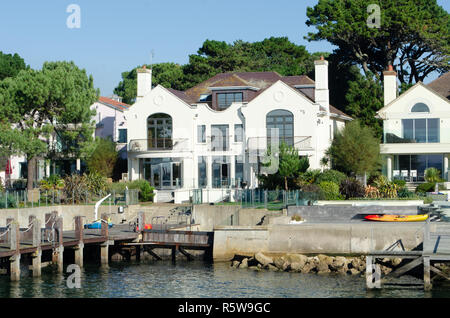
[125,58,352,203]
[377,69,450,183]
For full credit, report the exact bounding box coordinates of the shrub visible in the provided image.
[340,178,365,199]
[315,170,347,185]
[39,175,65,192]
[397,188,416,199]
[392,179,406,189]
[423,197,433,204]
[83,172,108,196]
[415,182,436,194]
[296,169,322,186]
[129,180,154,202]
[425,168,443,183]
[371,175,398,198]
[318,181,343,200]
[63,174,88,204]
[0,193,17,208]
[364,185,381,199]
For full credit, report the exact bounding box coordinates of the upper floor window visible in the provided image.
[217,92,243,109]
[197,125,206,143]
[411,103,430,113]
[211,125,229,151]
[234,124,243,142]
[147,113,172,149]
[118,129,127,143]
[266,109,294,146]
[402,118,439,143]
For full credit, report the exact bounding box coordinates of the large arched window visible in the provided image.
[266,109,294,146]
[147,113,173,149]
[411,103,430,113]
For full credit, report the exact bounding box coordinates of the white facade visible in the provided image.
[377,71,450,182]
[126,58,351,202]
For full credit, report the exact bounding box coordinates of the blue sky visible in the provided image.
[1,0,448,96]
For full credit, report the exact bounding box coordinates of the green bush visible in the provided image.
[425,168,443,183]
[315,170,347,185]
[392,179,406,189]
[318,181,343,200]
[0,193,17,208]
[83,172,108,196]
[423,197,433,204]
[129,180,154,202]
[415,182,436,194]
[339,178,365,199]
[397,188,416,198]
[296,169,322,186]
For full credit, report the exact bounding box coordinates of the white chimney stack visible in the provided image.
[383,65,398,106]
[314,56,329,113]
[136,65,152,102]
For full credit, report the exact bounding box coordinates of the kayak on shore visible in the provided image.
[364,214,429,222]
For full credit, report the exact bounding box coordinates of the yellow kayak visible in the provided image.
[365,214,429,222]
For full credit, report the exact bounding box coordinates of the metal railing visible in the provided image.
[0,189,139,209]
[247,136,313,153]
[128,138,189,152]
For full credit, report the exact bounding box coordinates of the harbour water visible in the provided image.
[1,260,449,298]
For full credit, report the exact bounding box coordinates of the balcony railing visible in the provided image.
[247,136,312,152]
[128,138,189,152]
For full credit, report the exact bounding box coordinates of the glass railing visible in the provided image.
[383,130,443,144]
[129,138,189,152]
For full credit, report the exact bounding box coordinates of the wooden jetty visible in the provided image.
[0,211,213,281]
[366,219,450,291]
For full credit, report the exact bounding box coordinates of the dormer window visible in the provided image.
[411,103,430,113]
[217,92,243,109]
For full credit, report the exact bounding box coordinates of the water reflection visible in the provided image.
[0,260,447,298]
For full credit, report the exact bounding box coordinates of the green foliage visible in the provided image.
[0,51,27,80]
[0,193,17,208]
[318,181,343,200]
[296,169,322,186]
[39,175,65,191]
[326,120,381,177]
[416,182,437,194]
[424,167,443,183]
[83,172,108,196]
[86,138,118,178]
[315,169,347,185]
[339,178,365,199]
[63,174,88,204]
[305,0,450,83]
[371,175,398,198]
[397,188,416,199]
[424,197,434,205]
[392,179,406,189]
[108,180,154,202]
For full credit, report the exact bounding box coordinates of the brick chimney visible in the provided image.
[383,65,398,106]
[136,65,152,102]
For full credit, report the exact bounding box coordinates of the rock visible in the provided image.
[273,256,288,270]
[255,252,273,266]
[290,262,304,272]
[239,258,248,269]
[349,268,360,275]
[336,265,348,275]
[330,257,347,271]
[317,254,334,266]
[301,262,315,274]
[249,266,260,271]
[380,265,392,275]
[391,258,402,267]
[351,258,365,271]
[285,254,308,266]
[232,261,240,268]
[316,262,330,273]
[267,264,279,272]
[317,269,331,275]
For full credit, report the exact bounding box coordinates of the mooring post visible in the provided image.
[5,218,13,244]
[172,245,178,263]
[53,216,64,273]
[365,256,381,289]
[9,221,20,281]
[424,256,432,291]
[31,216,42,277]
[100,213,109,267]
[74,216,84,268]
[137,211,145,232]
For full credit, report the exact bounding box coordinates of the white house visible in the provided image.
[377,69,450,183]
[125,59,352,203]
[90,96,131,160]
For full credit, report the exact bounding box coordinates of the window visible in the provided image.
[402,118,439,143]
[147,113,173,149]
[198,156,207,188]
[197,125,206,143]
[411,103,430,113]
[217,92,243,109]
[118,129,127,143]
[211,125,229,151]
[234,124,243,142]
[266,109,294,146]
[235,155,244,188]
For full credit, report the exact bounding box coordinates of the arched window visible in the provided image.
[411,103,430,113]
[147,113,172,149]
[266,109,294,146]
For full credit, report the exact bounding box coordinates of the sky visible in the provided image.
[0,0,449,97]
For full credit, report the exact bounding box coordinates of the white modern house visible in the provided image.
[377,69,450,183]
[125,58,352,203]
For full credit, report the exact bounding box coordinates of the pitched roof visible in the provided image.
[98,96,131,111]
[427,72,450,100]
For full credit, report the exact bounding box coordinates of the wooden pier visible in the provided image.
[366,219,450,291]
[0,211,213,281]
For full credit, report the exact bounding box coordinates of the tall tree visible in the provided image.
[305,0,449,83]
[326,120,381,184]
[0,61,98,189]
[0,51,27,80]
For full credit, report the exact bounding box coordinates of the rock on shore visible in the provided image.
[231,252,402,276]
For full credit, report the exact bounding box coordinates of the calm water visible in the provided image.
[1,260,449,298]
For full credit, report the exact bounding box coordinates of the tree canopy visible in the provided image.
[305,0,450,84]
[0,51,27,81]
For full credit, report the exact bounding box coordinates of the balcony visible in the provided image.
[247,136,312,153]
[128,138,189,153]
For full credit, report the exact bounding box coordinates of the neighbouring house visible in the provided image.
[125,58,352,203]
[90,95,131,160]
[377,69,450,184]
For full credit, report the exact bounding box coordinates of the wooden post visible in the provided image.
[74,216,84,268]
[9,221,20,281]
[137,211,145,232]
[424,256,432,291]
[31,217,42,277]
[100,213,109,267]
